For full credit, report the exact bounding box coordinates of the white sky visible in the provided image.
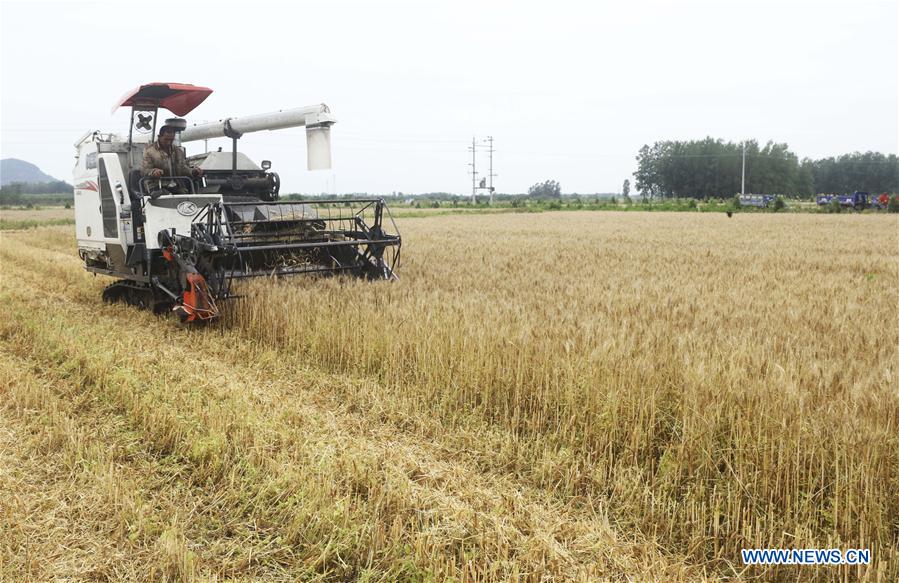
[1,0,896,194]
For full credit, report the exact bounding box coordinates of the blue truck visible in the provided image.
[738,194,776,208]
[816,191,871,209]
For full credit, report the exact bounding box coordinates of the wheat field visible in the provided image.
[0,211,896,581]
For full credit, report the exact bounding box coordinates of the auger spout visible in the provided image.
[180,105,336,170]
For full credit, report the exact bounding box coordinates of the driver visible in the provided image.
[140,118,203,180]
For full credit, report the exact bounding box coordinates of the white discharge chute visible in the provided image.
[180,105,336,171]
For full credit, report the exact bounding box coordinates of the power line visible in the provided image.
[484,136,496,204]
[741,141,746,196]
[468,137,477,203]
[465,136,499,203]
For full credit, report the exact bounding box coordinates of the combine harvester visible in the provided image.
[73,83,400,322]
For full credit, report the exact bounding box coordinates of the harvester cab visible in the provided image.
[73,82,400,323]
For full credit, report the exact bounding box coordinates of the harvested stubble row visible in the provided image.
[0,211,896,581]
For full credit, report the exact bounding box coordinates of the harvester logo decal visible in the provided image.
[176,201,198,216]
[76,180,99,192]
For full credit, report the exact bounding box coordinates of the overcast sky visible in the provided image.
[1,0,896,194]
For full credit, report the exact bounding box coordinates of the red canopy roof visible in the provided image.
[114,82,213,116]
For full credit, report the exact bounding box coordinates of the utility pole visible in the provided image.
[484,136,495,204]
[468,137,478,203]
[741,141,746,196]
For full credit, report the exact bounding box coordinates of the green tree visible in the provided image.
[797,160,815,198]
[622,179,630,197]
[527,180,561,198]
[809,152,899,193]
[634,138,816,199]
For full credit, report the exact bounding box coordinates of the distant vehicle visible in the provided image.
[815,191,871,210]
[738,194,776,208]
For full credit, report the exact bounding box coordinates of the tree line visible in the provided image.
[1,180,73,195]
[634,138,898,199]
[0,181,74,206]
[807,152,899,194]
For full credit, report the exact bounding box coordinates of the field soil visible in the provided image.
[1,212,896,581]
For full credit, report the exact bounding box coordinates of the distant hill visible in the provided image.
[1,158,58,186]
